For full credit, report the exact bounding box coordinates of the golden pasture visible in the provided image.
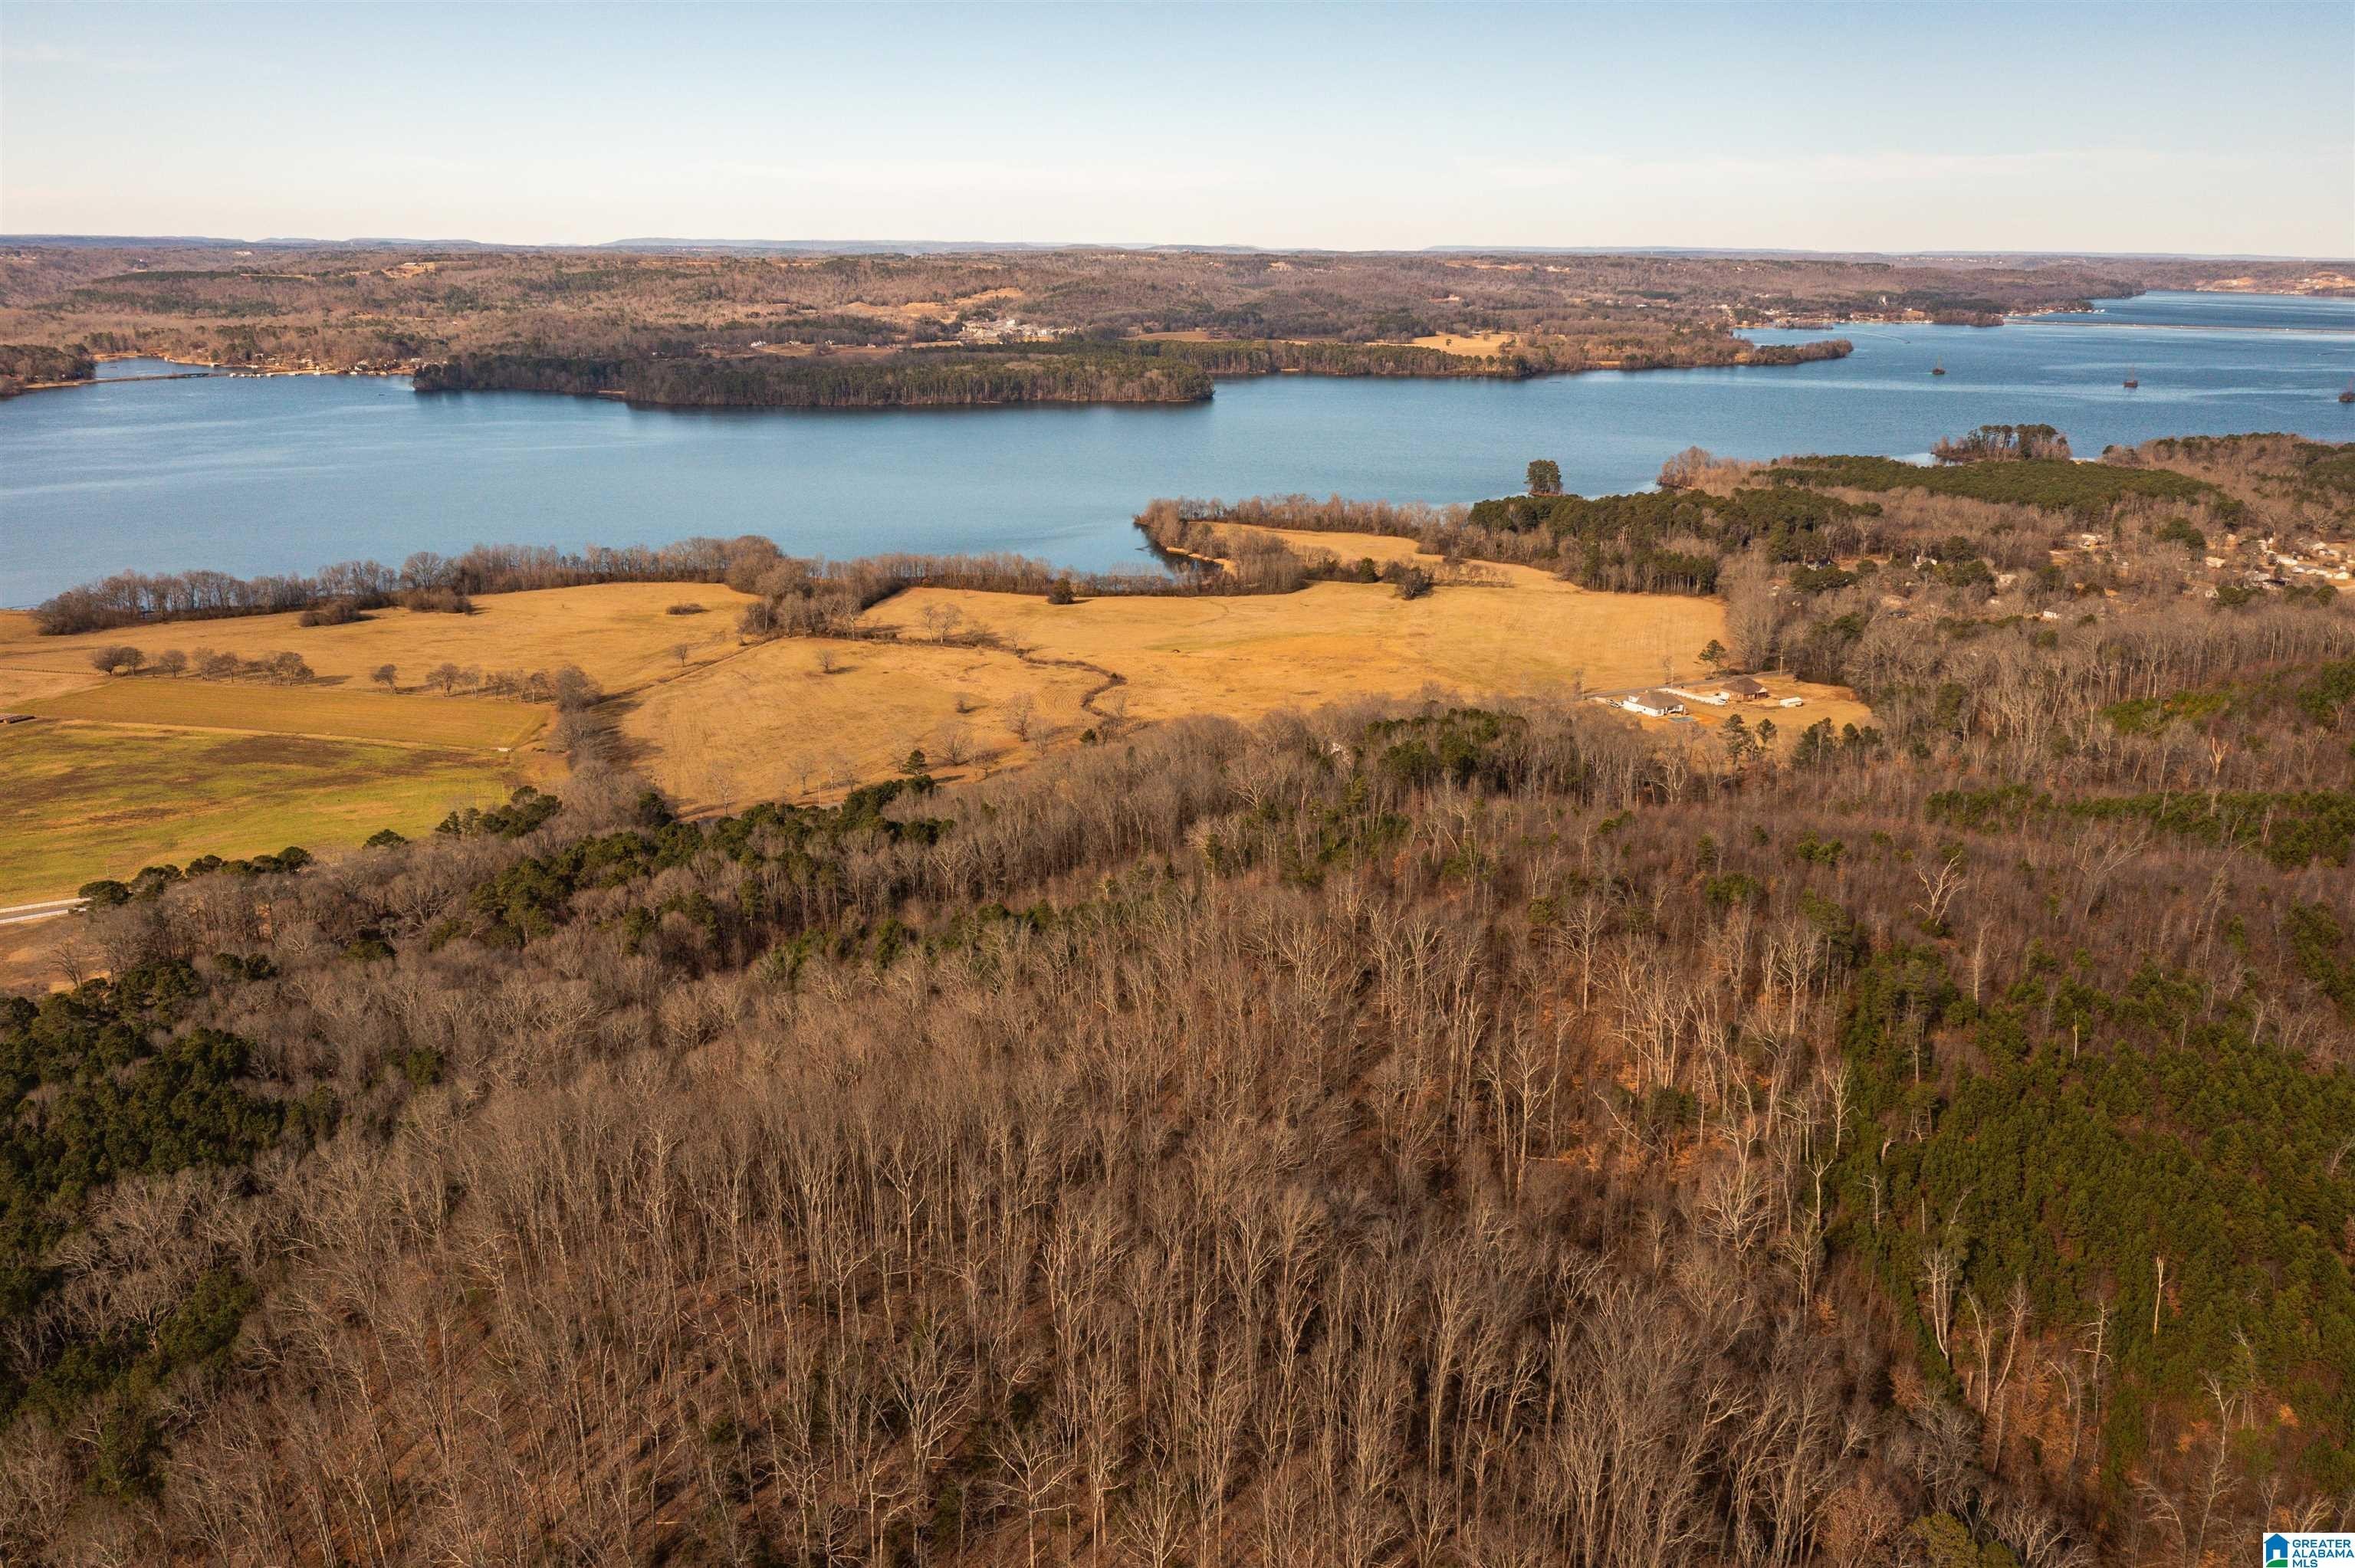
[2,540,1872,901]
[0,582,759,700]
[0,583,754,901]
[1404,332,1518,356]
[21,678,543,749]
[619,635,1102,815]
[1243,526,1432,568]
[862,561,1728,725]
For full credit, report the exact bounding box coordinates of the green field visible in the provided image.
[0,721,517,904]
[20,677,545,749]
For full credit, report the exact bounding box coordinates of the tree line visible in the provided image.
[87,645,314,684]
[31,537,771,635]
[0,342,94,395]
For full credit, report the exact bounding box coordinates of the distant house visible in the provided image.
[1707,675,1770,701]
[1621,691,1687,718]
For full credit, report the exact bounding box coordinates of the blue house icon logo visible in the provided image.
[2267,1534,2291,1568]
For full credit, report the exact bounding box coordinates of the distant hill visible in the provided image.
[3,234,2342,263]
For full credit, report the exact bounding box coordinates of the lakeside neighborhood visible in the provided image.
[1762,522,2355,641]
[2065,526,2353,598]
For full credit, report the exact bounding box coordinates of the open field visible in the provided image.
[0,720,517,904]
[1238,526,1436,568]
[2,549,1872,900]
[0,582,744,900]
[0,664,110,707]
[864,572,1728,723]
[1199,529,1876,736]
[0,590,685,900]
[839,287,1023,324]
[620,635,1104,815]
[1122,330,1513,360]
[0,581,759,698]
[856,536,1874,763]
[1404,332,1518,356]
[20,677,544,748]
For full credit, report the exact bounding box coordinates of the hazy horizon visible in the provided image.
[3,1,2347,257]
[5,235,2350,262]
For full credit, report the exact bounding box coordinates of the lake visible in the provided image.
[2,290,2347,607]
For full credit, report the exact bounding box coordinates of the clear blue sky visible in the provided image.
[2,2,2347,255]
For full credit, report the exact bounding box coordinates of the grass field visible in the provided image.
[2,548,1874,902]
[1240,526,1434,568]
[0,664,110,708]
[861,542,1874,761]
[0,720,516,904]
[863,569,1726,724]
[21,677,544,748]
[0,581,759,697]
[0,584,754,901]
[1404,332,1518,356]
[620,635,1102,814]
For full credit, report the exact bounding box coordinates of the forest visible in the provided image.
[4,433,2351,1565]
[412,347,1216,408]
[405,333,1854,410]
[0,340,94,395]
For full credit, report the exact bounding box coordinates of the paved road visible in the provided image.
[0,898,87,927]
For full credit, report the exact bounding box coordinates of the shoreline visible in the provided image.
[69,300,2351,406]
[5,357,412,399]
[90,351,413,379]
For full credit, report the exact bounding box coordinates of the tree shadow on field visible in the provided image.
[582,693,656,773]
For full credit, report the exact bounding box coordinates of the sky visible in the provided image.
[2,2,2349,257]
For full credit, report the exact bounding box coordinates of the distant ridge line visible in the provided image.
[1,234,2344,265]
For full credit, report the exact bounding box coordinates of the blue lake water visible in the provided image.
[2,290,2348,606]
